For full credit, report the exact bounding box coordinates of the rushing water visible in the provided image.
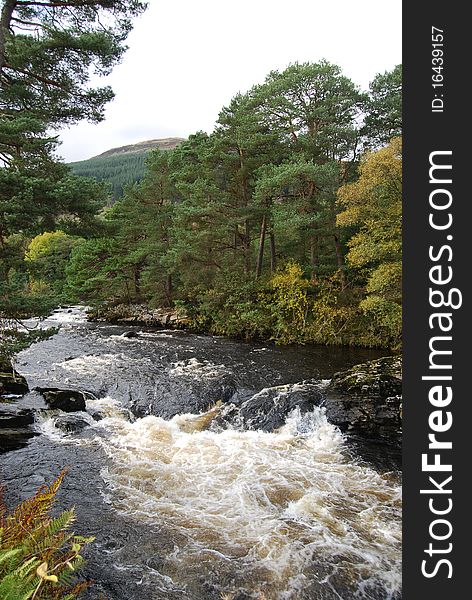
[1,307,401,600]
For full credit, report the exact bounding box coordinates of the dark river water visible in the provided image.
[0,307,401,600]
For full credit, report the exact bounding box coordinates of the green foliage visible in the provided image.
[64,62,402,350]
[65,237,120,302]
[0,470,94,599]
[250,60,365,161]
[70,151,148,202]
[0,0,145,322]
[0,161,107,240]
[185,276,274,341]
[1,0,147,166]
[25,231,82,298]
[337,138,402,348]
[269,262,309,343]
[181,265,392,348]
[363,65,402,147]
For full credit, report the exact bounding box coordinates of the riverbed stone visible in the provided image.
[0,427,38,453]
[133,377,238,420]
[86,407,105,421]
[218,381,324,432]
[0,405,35,429]
[54,414,90,433]
[36,388,87,412]
[0,362,29,395]
[323,356,402,443]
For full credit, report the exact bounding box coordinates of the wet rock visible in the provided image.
[0,361,29,395]
[219,381,324,432]
[130,375,237,420]
[54,414,90,433]
[86,407,105,421]
[323,356,402,443]
[36,388,87,412]
[328,355,402,397]
[0,385,37,453]
[0,405,35,429]
[122,331,138,338]
[0,427,38,453]
[89,303,189,330]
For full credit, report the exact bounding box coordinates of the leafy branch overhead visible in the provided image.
[1,0,146,324]
[0,0,147,165]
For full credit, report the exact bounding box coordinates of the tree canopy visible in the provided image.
[0,0,146,326]
[0,0,147,166]
[65,61,402,348]
[337,137,402,342]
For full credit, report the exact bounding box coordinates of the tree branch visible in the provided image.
[4,63,67,89]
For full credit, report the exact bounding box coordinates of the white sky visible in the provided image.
[58,0,402,163]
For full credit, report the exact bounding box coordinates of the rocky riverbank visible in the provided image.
[88,303,190,329]
[1,357,35,452]
[324,355,402,444]
[0,358,29,395]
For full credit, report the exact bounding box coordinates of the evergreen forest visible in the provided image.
[0,0,402,352]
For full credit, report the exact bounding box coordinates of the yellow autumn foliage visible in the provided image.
[337,137,402,347]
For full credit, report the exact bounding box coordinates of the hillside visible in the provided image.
[69,137,185,202]
[95,137,185,158]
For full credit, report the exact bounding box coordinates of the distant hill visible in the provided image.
[69,137,185,202]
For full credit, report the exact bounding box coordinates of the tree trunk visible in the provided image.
[134,262,143,303]
[269,231,276,273]
[243,219,251,275]
[256,214,267,278]
[333,233,347,288]
[165,274,173,305]
[310,234,318,280]
[0,0,15,72]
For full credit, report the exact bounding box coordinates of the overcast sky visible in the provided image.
[58,0,402,163]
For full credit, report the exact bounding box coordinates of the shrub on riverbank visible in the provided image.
[100,263,399,349]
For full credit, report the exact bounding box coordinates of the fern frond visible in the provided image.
[0,548,22,566]
[1,470,68,549]
[0,470,93,599]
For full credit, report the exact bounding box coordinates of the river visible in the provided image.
[0,307,401,600]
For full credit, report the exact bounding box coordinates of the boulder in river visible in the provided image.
[86,407,105,421]
[0,404,35,429]
[0,427,38,453]
[0,359,29,395]
[323,356,402,443]
[218,381,324,432]
[36,388,87,412]
[54,414,91,433]
[130,373,237,420]
[0,394,37,453]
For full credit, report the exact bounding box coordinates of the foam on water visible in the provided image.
[169,357,227,380]
[55,353,125,375]
[92,404,401,598]
[13,307,400,598]
[20,305,89,330]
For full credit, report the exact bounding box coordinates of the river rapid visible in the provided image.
[0,307,402,600]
